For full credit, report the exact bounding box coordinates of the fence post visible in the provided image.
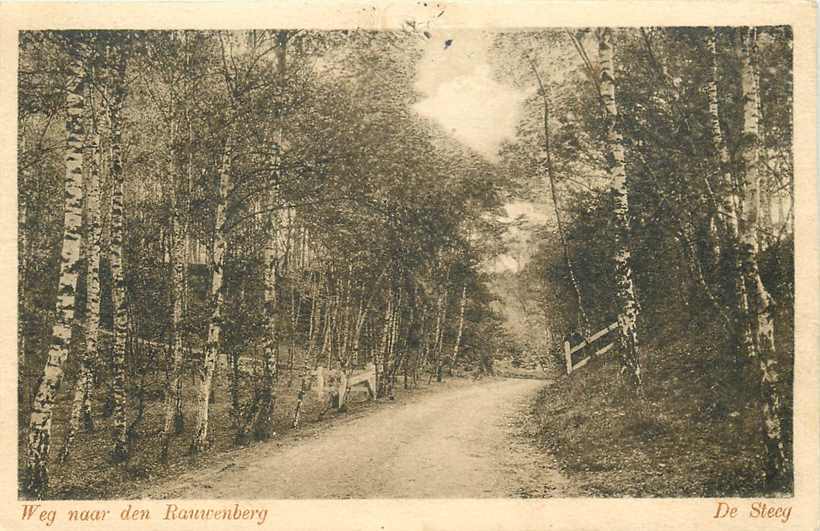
[563,340,572,375]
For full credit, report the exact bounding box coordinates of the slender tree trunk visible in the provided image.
[253,166,280,441]
[403,284,418,388]
[449,283,467,375]
[738,26,788,488]
[287,281,301,386]
[351,295,367,368]
[386,287,401,396]
[707,28,734,224]
[290,352,311,429]
[168,207,187,436]
[703,29,728,261]
[321,298,332,366]
[328,287,341,366]
[319,272,335,367]
[598,28,642,389]
[753,55,771,252]
[708,27,754,362]
[161,109,187,461]
[59,99,103,464]
[307,271,321,359]
[427,286,444,384]
[414,303,428,387]
[180,101,194,420]
[192,131,232,453]
[434,283,449,383]
[23,39,86,498]
[108,44,129,464]
[292,271,320,428]
[18,133,30,421]
[530,62,590,335]
[350,265,386,368]
[377,285,393,396]
[339,267,354,368]
[254,32,289,439]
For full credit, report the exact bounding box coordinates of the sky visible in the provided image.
[492,201,553,273]
[412,30,528,163]
[411,30,548,273]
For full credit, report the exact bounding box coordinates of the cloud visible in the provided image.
[412,31,527,161]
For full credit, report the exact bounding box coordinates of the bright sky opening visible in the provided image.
[412,30,528,162]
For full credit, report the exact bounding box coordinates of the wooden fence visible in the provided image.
[563,321,619,375]
[314,363,376,409]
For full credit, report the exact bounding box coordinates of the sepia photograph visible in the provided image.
[6,3,815,527]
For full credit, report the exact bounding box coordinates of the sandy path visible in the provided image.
[145,378,573,498]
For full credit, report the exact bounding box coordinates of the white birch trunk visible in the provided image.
[254,33,289,438]
[738,26,788,487]
[386,287,401,394]
[292,271,321,428]
[59,105,102,463]
[24,39,86,498]
[598,28,642,388]
[18,133,30,414]
[449,283,467,375]
[108,44,129,464]
[192,131,232,452]
[377,286,393,396]
[707,27,754,359]
[161,109,187,460]
[253,158,280,440]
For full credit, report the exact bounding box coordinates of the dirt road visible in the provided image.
[146,378,574,498]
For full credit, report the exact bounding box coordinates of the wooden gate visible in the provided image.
[563,321,618,375]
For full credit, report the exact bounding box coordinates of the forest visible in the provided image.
[18,26,793,499]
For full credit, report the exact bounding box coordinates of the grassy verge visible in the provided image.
[530,323,793,497]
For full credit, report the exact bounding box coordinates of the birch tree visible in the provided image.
[157,31,202,461]
[737,26,788,487]
[23,35,87,498]
[292,270,322,428]
[192,130,232,453]
[18,132,30,418]
[59,75,102,464]
[449,283,467,375]
[706,27,754,360]
[252,30,290,441]
[107,40,130,463]
[252,148,281,440]
[597,28,642,389]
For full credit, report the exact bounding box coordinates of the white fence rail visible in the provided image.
[314,363,376,409]
[563,321,618,375]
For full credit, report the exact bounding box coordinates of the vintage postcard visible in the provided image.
[0,0,817,530]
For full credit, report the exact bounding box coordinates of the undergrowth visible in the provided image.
[531,318,794,497]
